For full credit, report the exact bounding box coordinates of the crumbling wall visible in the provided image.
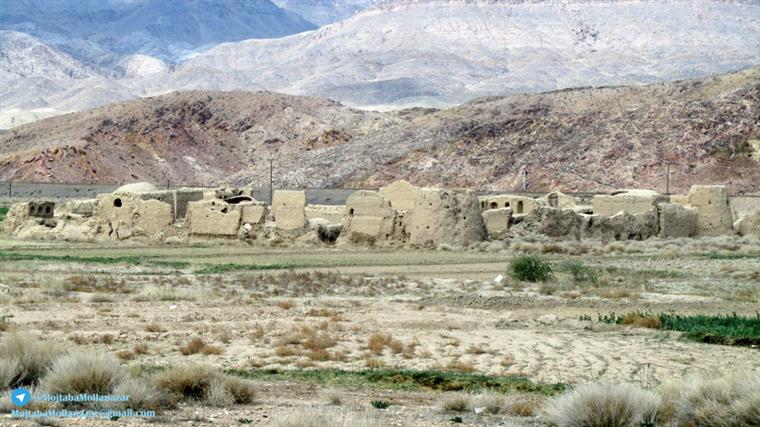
[482,208,512,239]
[341,190,399,245]
[410,188,485,247]
[97,193,173,240]
[479,195,538,215]
[728,196,760,224]
[658,203,697,238]
[687,185,734,236]
[379,180,419,212]
[305,205,346,223]
[592,189,663,217]
[735,211,760,238]
[272,190,307,233]
[186,200,241,236]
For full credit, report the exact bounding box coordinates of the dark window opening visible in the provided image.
[113,198,122,208]
[517,201,524,214]
[489,202,497,209]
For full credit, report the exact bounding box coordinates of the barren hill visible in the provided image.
[1,67,758,194]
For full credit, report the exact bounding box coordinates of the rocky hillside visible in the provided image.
[1,68,758,194]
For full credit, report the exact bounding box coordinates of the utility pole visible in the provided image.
[522,168,528,192]
[665,162,671,195]
[269,158,274,205]
[7,181,11,198]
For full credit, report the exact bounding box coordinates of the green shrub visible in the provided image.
[560,261,598,285]
[0,207,8,223]
[509,255,553,282]
[371,400,390,409]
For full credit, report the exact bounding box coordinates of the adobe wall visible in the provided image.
[340,190,399,245]
[591,190,664,217]
[379,180,419,212]
[305,205,346,223]
[410,188,485,247]
[186,200,241,236]
[272,190,307,232]
[687,185,734,236]
[479,195,538,215]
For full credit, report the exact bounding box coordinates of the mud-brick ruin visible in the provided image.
[2,181,759,246]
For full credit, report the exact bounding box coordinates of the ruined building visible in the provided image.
[2,181,759,246]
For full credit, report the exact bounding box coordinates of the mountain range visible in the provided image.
[1,67,757,194]
[2,0,759,128]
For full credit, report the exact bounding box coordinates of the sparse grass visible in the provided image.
[509,255,553,282]
[231,368,565,395]
[560,260,598,285]
[194,263,298,274]
[0,250,189,269]
[273,409,383,427]
[599,312,760,346]
[543,382,660,427]
[0,334,64,388]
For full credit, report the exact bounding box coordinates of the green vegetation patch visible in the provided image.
[193,263,299,274]
[599,312,760,346]
[0,207,8,223]
[508,255,553,282]
[704,251,760,260]
[229,368,565,395]
[0,250,189,269]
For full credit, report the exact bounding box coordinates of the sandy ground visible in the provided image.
[1,237,759,426]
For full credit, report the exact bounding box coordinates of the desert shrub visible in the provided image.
[110,377,175,411]
[206,380,234,407]
[43,352,126,396]
[0,334,64,388]
[154,364,255,405]
[154,364,218,400]
[474,390,505,414]
[370,400,390,409]
[659,373,760,427]
[560,260,598,285]
[221,376,256,404]
[509,255,553,282]
[543,382,660,427]
[180,338,223,355]
[441,393,471,413]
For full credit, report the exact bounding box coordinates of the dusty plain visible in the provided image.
[1,237,759,426]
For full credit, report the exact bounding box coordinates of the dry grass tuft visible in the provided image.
[475,391,506,414]
[144,323,166,333]
[440,393,472,413]
[154,364,218,400]
[543,382,660,427]
[43,352,127,396]
[0,334,64,388]
[180,338,224,356]
[154,364,255,405]
[366,333,403,355]
[274,408,383,427]
[659,373,760,427]
[622,313,661,329]
[116,350,136,361]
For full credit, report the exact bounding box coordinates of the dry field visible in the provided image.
[1,236,759,426]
